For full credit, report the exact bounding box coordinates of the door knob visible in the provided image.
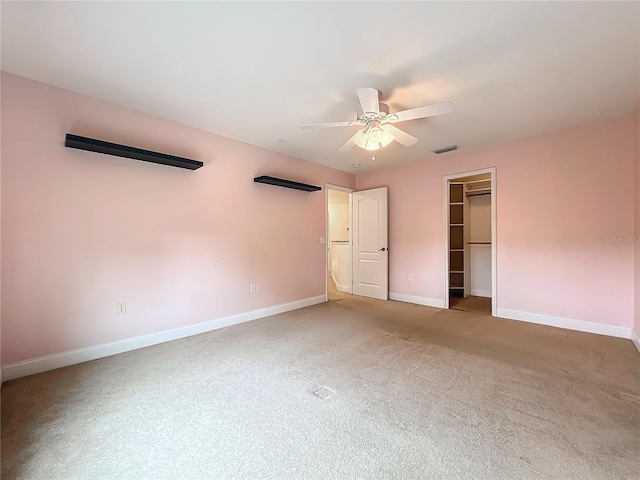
[379,247,387,252]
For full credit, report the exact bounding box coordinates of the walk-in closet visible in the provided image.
[447,173,493,314]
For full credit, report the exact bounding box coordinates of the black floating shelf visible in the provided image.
[65,134,203,170]
[254,175,321,192]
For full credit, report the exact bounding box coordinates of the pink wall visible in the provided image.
[635,102,640,336]
[357,115,636,328]
[1,73,355,365]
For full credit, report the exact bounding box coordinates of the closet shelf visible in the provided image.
[467,241,491,245]
[465,179,491,186]
[448,182,465,296]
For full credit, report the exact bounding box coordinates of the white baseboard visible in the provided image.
[2,295,326,382]
[496,308,632,339]
[389,292,446,309]
[470,289,492,298]
[631,329,640,355]
[331,272,351,293]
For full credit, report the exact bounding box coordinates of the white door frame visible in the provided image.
[443,167,497,316]
[325,184,354,301]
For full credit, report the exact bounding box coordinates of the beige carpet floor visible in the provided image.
[2,295,639,479]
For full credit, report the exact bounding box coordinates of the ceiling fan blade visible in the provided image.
[391,101,454,123]
[386,125,418,146]
[356,87,380,115]
[301,121,361,129]
[338,130,363,152]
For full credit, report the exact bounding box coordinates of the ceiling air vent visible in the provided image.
[433,145,459,155]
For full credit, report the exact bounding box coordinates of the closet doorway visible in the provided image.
[443,168,496,316]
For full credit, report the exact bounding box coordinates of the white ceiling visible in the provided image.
[2,2,639,173]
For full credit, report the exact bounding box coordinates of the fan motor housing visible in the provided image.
[358,102,390,121]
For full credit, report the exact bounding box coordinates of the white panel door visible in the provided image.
[352,187,388,300]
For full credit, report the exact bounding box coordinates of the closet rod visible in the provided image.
[466,191,491,197]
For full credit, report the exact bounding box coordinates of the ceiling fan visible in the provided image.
[302,87,454,157]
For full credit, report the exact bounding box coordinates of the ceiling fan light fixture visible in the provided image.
[353,125,395,151]
[301,87,454,156]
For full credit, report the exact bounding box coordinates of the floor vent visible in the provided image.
[313,386,335,400]
[433,145,459,154]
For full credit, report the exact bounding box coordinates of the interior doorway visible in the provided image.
[326,185,353,301]
[443,168,496,316]
[325,185,389,302]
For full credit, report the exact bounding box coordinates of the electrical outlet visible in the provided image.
[408,274,413,281]
[117,302,127,315]
[320,237,326,244]
[250,283,256,293]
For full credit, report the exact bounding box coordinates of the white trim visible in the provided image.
[2,295,326,382]
[490,171,497,317]
[631,329,640,355]
[390,292,446,309]
[348,192,353,294]
[331,272,350,293]
[384,297,634,343]
[470,289,492,298]
[325,184,354,193]
[496,307,632,339]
